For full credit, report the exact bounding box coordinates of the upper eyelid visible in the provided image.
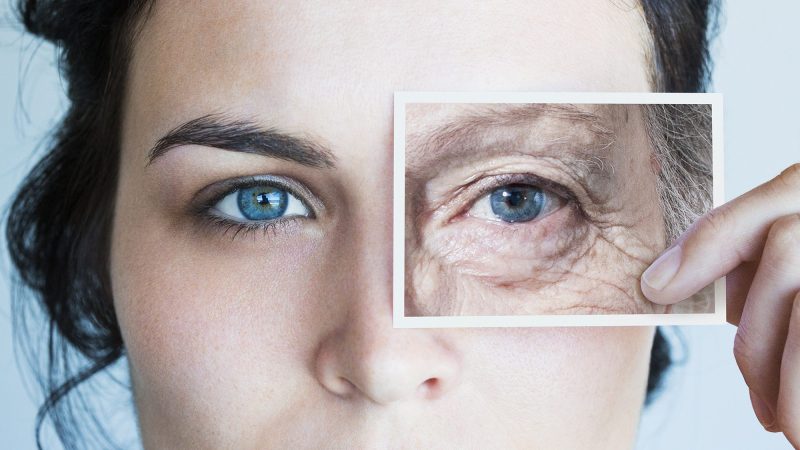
[413,145,612,218]
[471,173,578,204]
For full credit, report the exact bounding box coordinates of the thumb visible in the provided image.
[640,164,800,305]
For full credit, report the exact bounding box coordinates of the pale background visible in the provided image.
[1,1,797,449]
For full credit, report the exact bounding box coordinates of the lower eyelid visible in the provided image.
[184,176,325,243]
[198,214,307,242]
[429,202,588,268]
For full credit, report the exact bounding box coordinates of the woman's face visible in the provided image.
[111,1,660,448]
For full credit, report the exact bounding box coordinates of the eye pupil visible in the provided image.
[502,190,525,207]
[490,184,544,222]
[237,186,288,220]
[255,192,274,206]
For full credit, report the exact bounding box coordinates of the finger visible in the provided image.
[726,261,758,325]
[641,163,800,305]
[777,291,800,447]
[733,214,800,429]
[749,389,777,433]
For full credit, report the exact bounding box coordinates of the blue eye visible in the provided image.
[468,183,563,223]
[212,184,310,222]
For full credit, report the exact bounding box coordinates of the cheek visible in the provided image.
[459,327,654,448]
[110,207,333,445]
[407,206,666,315]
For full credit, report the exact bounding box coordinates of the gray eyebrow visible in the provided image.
[407,103,617,160]
[405,103,619,172]
[405,103,624,208]
[146,114,337,169]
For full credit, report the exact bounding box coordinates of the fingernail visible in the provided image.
[642,245,682,291]
[749,390,776,431]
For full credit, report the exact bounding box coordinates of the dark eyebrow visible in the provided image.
[146,114,337,168]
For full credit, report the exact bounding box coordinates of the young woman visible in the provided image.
[6,0,799,448]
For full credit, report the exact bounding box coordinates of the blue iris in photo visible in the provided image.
[489,184,544,223]
[237,186,288,221]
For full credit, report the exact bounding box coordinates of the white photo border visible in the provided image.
[393,91,725,328]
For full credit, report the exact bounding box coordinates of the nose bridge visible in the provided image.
[350,148,395,316]
[312,164,462,404]
[340,170,401,378]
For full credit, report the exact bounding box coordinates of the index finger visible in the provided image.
[640,164,800,305]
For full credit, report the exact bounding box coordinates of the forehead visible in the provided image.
[404,102,643,186]
[406,103,628,138]
[124,0,651,144]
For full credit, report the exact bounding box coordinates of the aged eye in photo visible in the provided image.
[397,94,724,326]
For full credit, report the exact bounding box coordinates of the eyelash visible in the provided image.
[191,175,316,240]
[197,213,303,240]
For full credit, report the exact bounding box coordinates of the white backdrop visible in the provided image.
[1,1,797,449]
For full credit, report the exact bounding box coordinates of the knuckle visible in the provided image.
[696,206,731,239]
[767,214,800,250]
[774,162,800,191]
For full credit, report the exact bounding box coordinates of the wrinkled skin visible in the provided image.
[406,103,670,316]
[111,0,662,449]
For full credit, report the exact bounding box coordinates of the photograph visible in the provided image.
[1,0,798,449]
[398,94,724,325]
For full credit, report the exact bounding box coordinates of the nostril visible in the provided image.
[417,377,440,399]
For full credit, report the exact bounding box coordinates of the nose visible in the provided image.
[312,144,461,405]
[314,312,461,404]
[313,227,461,404]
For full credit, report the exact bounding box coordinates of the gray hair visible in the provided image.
[644,104,713,244]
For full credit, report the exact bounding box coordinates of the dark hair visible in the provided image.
[5,0,718,448]
[641,0,720,92]
[638,0,720,404]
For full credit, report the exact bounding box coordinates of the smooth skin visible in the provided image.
[641,164,800,446]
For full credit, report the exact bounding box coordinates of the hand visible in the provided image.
[640,163,800,447]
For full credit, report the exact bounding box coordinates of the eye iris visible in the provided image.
[237,186,288,220]
[489,184,544,222]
